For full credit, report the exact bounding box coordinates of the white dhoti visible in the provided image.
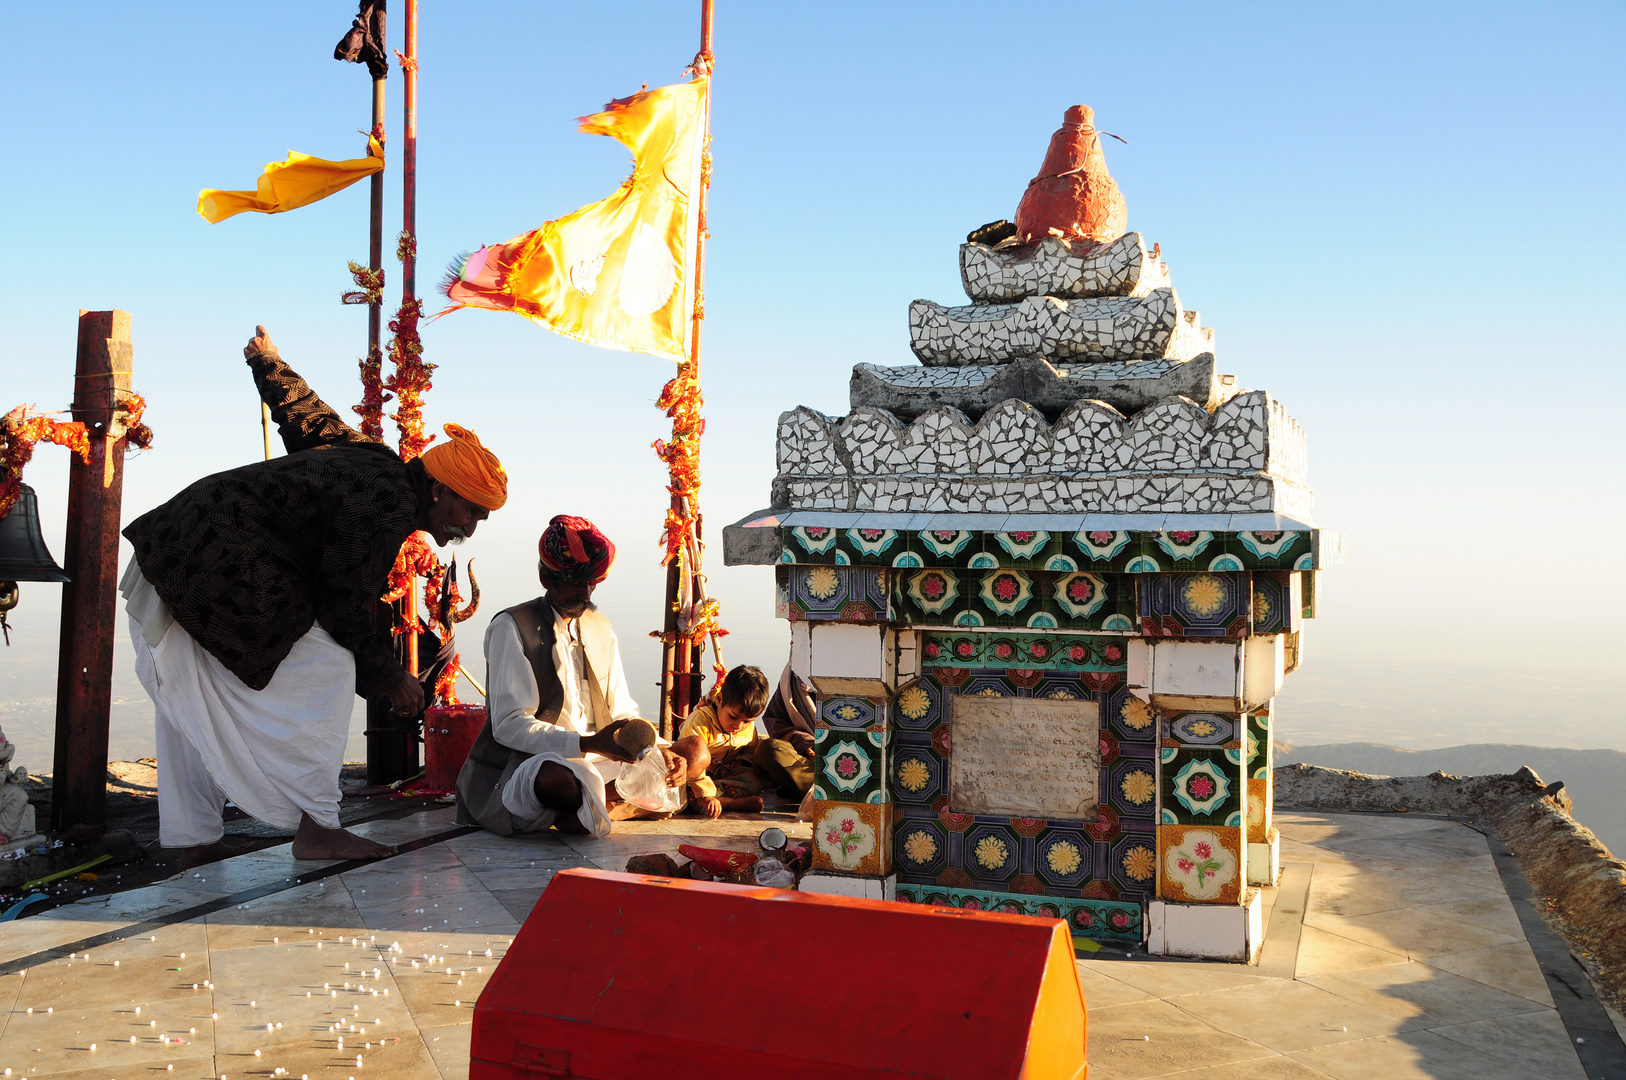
[501,754,624,839]
[123,562,354,848]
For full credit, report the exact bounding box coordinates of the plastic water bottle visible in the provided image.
[615,748,684,813]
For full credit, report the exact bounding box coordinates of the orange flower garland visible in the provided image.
[344,262,390,442]
[341,262,385,307]
[374,273,482,705]
[121,394,155,453]
[380,530,438,607]
[649,362,729,687]
[652,368,704,565]
[354,344,387,442]
[0,406,92,521]
[384,296,434,463]
[433,657,460,707]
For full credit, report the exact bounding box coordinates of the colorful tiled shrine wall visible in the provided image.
[794,529,1303,943]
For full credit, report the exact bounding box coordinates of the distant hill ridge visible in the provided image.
[1276,742,1626,856]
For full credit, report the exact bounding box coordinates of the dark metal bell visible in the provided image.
[0,483,71,584]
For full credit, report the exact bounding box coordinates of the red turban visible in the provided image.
[539,515,616,585]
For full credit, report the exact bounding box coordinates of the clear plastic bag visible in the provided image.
[614,747,685,814]
[752,857,796,889]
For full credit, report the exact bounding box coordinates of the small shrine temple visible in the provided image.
[725,105,1333,961]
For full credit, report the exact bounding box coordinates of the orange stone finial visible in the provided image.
[1014,105,1127,246]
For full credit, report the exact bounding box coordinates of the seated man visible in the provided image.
[679,665,772,818]
[456,515,704,837]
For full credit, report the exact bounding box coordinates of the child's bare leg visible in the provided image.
[716,795,764,814]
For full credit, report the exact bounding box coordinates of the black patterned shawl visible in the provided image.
[124,346,429,696]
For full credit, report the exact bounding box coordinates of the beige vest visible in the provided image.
[454,597,617,835]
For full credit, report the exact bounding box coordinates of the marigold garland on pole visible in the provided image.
[1,396,152,521]
[346,262,390,441]
[651,369,728,684]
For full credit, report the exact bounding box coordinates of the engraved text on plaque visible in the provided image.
[948,695,1100,820]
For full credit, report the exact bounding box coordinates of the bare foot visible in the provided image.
[178,838,252,871]
[290,813,397,861]
[607,802,673,822]
[717,795,764,814]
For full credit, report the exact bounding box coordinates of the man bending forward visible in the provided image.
[123,327,508,865]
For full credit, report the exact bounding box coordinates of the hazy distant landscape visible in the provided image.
[1279,742,1626,855]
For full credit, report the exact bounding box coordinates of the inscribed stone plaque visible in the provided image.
[948,696,1100,820]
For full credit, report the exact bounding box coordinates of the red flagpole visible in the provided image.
[401,0,420,682]
[401,0,418,304]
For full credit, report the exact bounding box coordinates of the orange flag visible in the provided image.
[440,77,709,362]
[198,137,384,224]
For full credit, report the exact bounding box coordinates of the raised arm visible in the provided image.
[243,325,373,453]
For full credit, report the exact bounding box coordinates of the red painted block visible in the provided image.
[424,704,484,792]
[472,868,1087,1080]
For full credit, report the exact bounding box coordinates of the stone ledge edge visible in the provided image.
[1273,761,1626,1015]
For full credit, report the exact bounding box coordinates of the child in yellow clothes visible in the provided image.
[679,665,772,818]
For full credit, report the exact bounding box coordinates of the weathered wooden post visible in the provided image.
[50,310,133,832]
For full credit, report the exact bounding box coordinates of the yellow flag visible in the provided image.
[440,78,709,362]
[198,137,384,224]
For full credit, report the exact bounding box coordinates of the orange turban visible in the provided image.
[421,424,508,511]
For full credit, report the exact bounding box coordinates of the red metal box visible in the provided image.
[471,867,1087,1080]
[424,704,485,792]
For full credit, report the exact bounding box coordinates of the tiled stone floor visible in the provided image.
[0,808,809,1080]
[0,808,1619,1078]
[1081,811,1626,1079]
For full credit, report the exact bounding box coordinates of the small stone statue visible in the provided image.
[0,726,36,843]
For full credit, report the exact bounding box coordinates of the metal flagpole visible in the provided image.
[368,68,386,399]
[367,0,421,785]
[659,0,715,737]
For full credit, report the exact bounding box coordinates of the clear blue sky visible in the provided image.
[1,1,1622,764]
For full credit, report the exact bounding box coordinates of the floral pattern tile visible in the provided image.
[1251,570,1296,635]
[904,568,959,615]
[1246,706,1272,778]
[978,569,1035,616]
[1157,824,1243,904]
[1166,711,1236,747]
[813,727,888,805]
[1136,571,1252,638]
[818,696,886,731]
[992,530,1053,561]
[782,564,890,622]
[812,800,891,876]
[1246,776,1270,844]
[1158,746,1244,827]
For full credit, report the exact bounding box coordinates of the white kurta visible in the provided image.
[122,562,353,848]
[484,609,643,837]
